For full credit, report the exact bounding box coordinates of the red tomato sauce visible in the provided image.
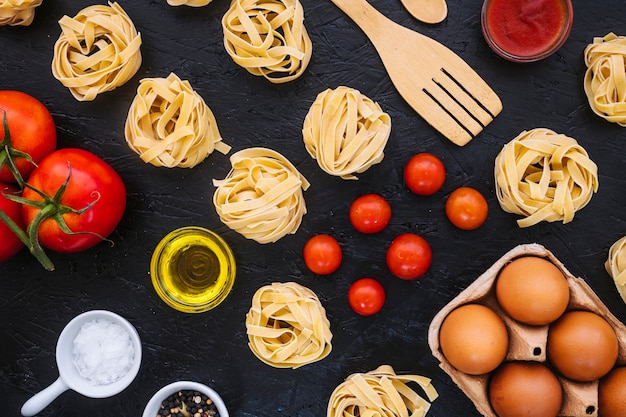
[485,0,567,58]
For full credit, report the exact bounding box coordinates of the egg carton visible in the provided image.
[427,243,626,417]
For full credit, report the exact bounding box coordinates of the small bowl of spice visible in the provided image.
[142,381,229,417]
[481,0,573,63]
[150,226,236,313]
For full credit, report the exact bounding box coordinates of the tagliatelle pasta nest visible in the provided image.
[222,0,312,83]
[494,128,598,228]
[303,86,391,180]
[125,73,231,168]
[212,147,309,243]
[327,365,438,417]
[51,2,142,101]
[0,0,42,26]
[605,236,626,303]
[245,282,332,368]
[584,33,626,126]
[167,0,211,6]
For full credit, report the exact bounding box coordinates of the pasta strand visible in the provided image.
[327,365,438,417]
[494,128,598,227]
[246,282,332,368]
[605,236,626,303]
[222,0,312,83]
[0,0,41,26]
[51,2,142,101]
[303,86,391,180]
[584,33,626,126]
[213,147,308,243]
[125,73,230,168]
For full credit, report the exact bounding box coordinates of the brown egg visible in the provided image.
[547,310,618,382]
[439,303,509,375]
[489,361,563,417]
[496,256,569,325]
[599,366,626,417]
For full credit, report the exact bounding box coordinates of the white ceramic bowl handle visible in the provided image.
[21,377,69,416]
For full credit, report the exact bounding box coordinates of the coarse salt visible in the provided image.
[72,318,135,385]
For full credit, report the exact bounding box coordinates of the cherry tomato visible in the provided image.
[21,148,126,253]
[445,187,489,230]
[0,182,25,262]
[349,193,392,234]
[348,278,385,316]
[404,153,445,196]
[0,90,57,183]
[386,233,432,280]
[303,234,342,275]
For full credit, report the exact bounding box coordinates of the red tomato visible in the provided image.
[0,91,57,183]
[0,182,25,262]
[21,148,126,253]
[303,234,342,275]
[349,193,392,234]
[386,233,432,280]
[404,153,445,196]
[445,187,489,230]
[348,278,385,316]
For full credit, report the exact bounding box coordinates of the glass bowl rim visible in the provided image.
[481,0,574,63]
[150,226,236,313]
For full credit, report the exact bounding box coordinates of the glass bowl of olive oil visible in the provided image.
[150,226,236,313]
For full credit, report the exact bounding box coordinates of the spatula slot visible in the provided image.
[422,87,477,141]
[429,80,484,135]
[421,67,498,140]
[440,68,499,119]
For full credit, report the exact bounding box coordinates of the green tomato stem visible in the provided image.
[25,203,58,271]
[0,206,54,271]
[2,164,111,271]
[0,109,36,187]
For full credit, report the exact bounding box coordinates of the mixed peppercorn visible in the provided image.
[156,390,219,417]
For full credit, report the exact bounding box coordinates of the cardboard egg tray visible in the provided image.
[427,243,626,417]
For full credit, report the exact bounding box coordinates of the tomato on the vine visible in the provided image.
[0,90,57,183]
[445,187,489,230]
[386,233,432,280]
[303,234,342,275]
[404,153,445,196]
[349,193,392,234]
[21,148,126,254]
[348,278,385,316]
[0,182,25,262]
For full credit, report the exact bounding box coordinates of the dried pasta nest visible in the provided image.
[125,73,231,168]
[245,282,332,369]
[212,147,309,244]
[0,0,42,26]
[303,86,391,180]
[222,0,312,84]
[584,33,626,126]
[167,0,211,6]
[605,236,626,304]
[327,365,438,417]
[51,2,142,101]
[494,128,598,228]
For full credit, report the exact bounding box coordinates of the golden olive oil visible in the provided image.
[151,227,236,313]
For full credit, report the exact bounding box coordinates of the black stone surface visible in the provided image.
[1,0,625,416]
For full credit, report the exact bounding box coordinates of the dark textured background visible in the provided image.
[2,0,626,416]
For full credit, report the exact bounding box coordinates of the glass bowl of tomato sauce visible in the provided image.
[481,0,573,63]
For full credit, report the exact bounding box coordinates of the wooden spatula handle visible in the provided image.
[329,0,389,34]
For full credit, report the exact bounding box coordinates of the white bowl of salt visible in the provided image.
[21,310,142,416]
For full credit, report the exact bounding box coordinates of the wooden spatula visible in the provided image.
[329,0,502,146]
